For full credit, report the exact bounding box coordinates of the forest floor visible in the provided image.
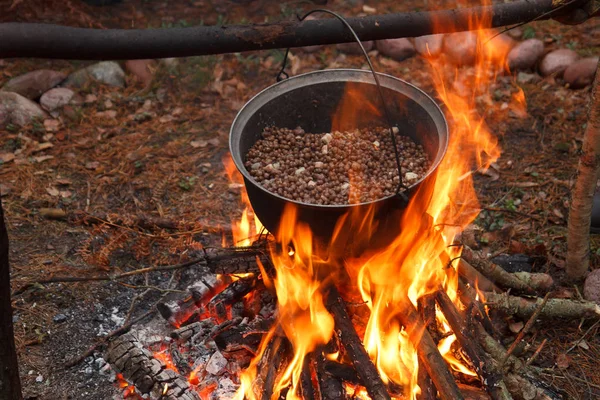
[1,0,600,399]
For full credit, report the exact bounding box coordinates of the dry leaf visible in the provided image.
[208,138,220,146]
[43,119,60,132]
[0,153,15,164]
[190,140,208,148]
[514,182,539,188]
[56,178,72,185]
[552,208,565,219]
[509,321,524,333]
[46,187,60,197]
[59,190,72,198]
[577,339,590,350]
[34,155,54,163]
[85,161,100,170]
[159,115,174,124]
[362,4,377,13]
[36,142,54,152]
[556,353,571,369]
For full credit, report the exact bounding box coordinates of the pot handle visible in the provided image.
[276,9,410,202]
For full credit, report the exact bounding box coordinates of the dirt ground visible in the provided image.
[1,0,600,399]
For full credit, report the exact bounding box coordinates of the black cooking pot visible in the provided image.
[230,69,448,248]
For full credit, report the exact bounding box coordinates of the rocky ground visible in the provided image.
[1,0,600,399]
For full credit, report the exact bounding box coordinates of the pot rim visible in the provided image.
[229,68,448,209]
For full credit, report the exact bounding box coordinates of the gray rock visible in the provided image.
[539,48,579,77]
[63,61,125,88]
[443,32,478,65]
[414,34,444,57]
[0,91,48,128]
[39,88,76,112]
[507,39,545,71]
[53,313,68,323]
[563,57,599,89]
[1,69,66,99]
[584,269,600,305]
[336,40,374,55]
[516,72,540,84]
[376,38,416,61]
[507,28,523,39]
[205,350,228,375]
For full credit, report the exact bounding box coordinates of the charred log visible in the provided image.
[106,333,199,400]
[395,297,464,400]
[326,286,391,400]
[435,291,512,400]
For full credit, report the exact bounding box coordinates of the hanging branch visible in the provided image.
[0,198,23,400]
[567,63,600,280]
[0,0,591,60]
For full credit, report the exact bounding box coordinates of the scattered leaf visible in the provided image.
[85,161,100,170]
[60,190,72,198]
[577,339,590,350]
[34,155,54,163]
[191,140,208,148]
[509,321,524,333]
[514,182,539,188]
[362,4,377,13]
[56,178,72,186]
[0,153,15,164]
[34,142,54,152]
[43,119,60,132]
[46,187,60,197]
[556,353,571,369]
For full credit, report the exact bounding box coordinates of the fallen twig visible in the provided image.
[500,293,551,367]
[482,292,600,320]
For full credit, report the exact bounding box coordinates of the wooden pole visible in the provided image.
[0,197,23,400]
[567,62,600,280]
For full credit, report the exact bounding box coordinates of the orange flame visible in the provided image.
[223,154,265,247]
[231,1,527,397]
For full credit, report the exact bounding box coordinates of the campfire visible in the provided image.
[101,12,592,400]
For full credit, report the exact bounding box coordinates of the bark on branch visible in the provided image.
[0,0,586,60]
[567,62,600,280]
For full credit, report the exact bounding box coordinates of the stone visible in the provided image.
[414,34,444,57]
[376,38,416,61]
[53,313,68,323]
[563,57,598,89]
[1,69,66,99]
[125,59,156,86]
[205,350,228,375]
[507,28,523,39]
[336,40,374,55]
[507,39,545,71]
[443,32,478,65]
[539,48,579,77]
[63,61,125,88]
[0,92,47,127]
[486,33,516,62]
[516,72,539,84]
[584,269,600,305]
[39,88,76,112]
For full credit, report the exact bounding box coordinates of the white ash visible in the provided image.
[205,350,228,375]
[210,377,238,400]
[245,126,430,205]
